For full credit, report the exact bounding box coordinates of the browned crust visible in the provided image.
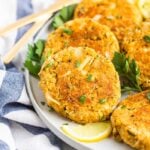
[43,18,119,60]
[111,91,150,150]
[40,47,120,124]
[74,0,142,41]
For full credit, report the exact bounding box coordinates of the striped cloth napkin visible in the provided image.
[0,0,74,150]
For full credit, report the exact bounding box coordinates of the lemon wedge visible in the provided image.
[137,0,150,18]
[61,122,112,142]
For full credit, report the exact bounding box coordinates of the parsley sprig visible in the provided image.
[24,4,77,76]
[143,35,150,43]
[112,52,142,92]
[24,39,45,76]
[50,4,77,29]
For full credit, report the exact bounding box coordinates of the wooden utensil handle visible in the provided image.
[2,17,48,64]
[1,0,81,64]
[0,0,80,36]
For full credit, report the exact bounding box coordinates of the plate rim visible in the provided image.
[25,69,93,150]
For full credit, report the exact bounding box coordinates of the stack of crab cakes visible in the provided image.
[39,0,150,149]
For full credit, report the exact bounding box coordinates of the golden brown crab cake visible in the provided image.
[74,0,142,41]
[122,22,150,88]
[39,47,120,124]
[111,91,150,150]
[43,18,119,60]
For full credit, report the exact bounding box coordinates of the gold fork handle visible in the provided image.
[0,0,80,36]
[1,0,80,64]
[2,17,48,64]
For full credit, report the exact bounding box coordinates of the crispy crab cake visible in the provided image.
[122,22,150,88]
[39,47,120,124]
[74,0,142,41]
[43,18,119,60]
[111,91,150,150]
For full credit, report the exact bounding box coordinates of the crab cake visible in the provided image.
[111,91,150,150]
[122,22,150,88]
[43,18,119,60]
[74,0,142,41]
[39,47,120,124]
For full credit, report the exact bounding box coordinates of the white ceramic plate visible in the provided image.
[25,17,132,150]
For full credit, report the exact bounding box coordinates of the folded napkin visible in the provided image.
[0,0,74,150]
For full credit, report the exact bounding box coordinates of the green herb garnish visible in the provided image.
[75,61,81,68]
[50,4,77,30]
[41,101,45,105]
[63,28,73,35]
[87,74,93,82]
[79,95,86,104]
[121,105,126,109]
[24,39,45,76]
[143,35,150,43]
[112,52,142,93]
[35,40,45,57]
[99,98,107,104]
[146,92,150,101]
[45,61,54,69]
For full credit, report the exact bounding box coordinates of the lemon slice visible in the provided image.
[61,122,112,142]
[137,0,150,18]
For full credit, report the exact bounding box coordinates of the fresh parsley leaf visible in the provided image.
[143,35,150,43]
[40,55,46,65]
[112,52,142,93]
[79,95,86,104]
[35,40,45,57]
[87,74,93,82]
[121,105,126,109]
[24,39,45,76]
[27,44,39,61]
[51,15,64,29]
[60,7,68,21]
[99,98,107,104]
[75,61,81,68]
[24,59,41,76]
[63,28,73,35]
[67,4,77,19]
[50,4,77,30]
[45,61,54,69]
[41,101,45,105]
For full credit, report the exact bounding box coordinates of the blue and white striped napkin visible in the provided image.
[0,0,74,150]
